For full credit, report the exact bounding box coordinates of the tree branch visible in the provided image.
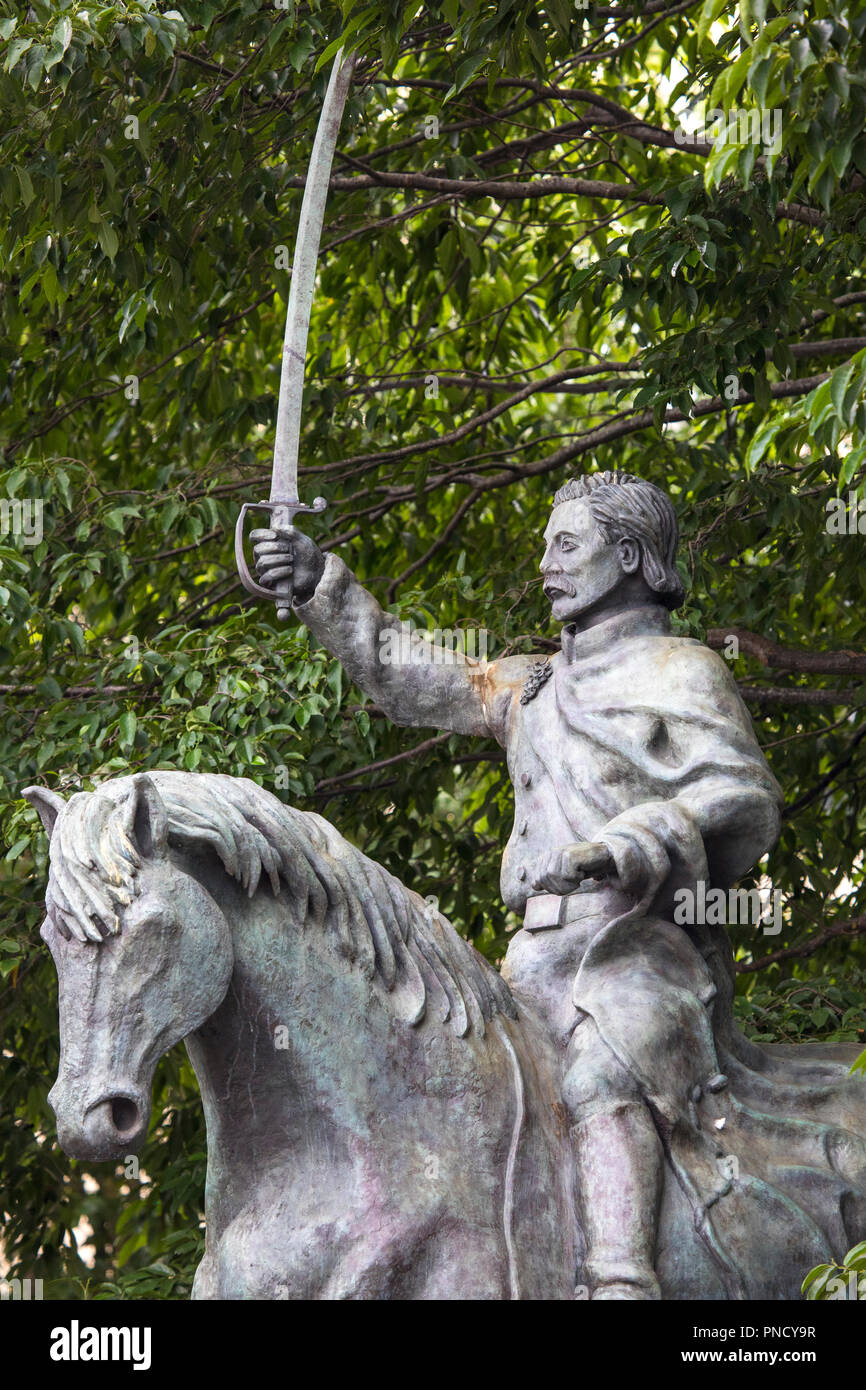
[314,732,452,790]
[736,914,866,974]
[737,685,863,707]
[281,168,824,227]
[708,628,866,676]
[783,726,866,817]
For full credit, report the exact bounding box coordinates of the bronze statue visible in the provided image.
[25,472,866,1300]
[249,469,866,1299]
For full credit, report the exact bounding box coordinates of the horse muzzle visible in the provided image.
[50,1084,150,1161]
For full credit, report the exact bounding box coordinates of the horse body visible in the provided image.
[31,773,576,1300]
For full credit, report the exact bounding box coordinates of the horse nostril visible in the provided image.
[110,1097,139,1133]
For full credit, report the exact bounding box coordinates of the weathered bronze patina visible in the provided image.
[27,472,866,1300]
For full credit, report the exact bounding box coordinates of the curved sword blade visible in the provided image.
[272,48,356,507]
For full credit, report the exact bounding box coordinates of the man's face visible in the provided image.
[540,499,627,624]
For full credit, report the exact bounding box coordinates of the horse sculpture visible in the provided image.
[25,771,866,1300]
[26,771,574,1299]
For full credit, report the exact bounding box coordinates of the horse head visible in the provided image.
[24,774,233,1161]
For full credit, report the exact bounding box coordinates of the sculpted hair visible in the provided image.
[553,471,686,610]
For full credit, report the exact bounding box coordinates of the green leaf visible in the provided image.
[745,418,779,472]
[704,141,740,192]
[839,444,866,490]
[710,45,753,109]
[32,234,51,266]
[842,1241,866,1269]
[830,360,856,419]
[52,15,72,55]
[451,53,486,98]
[753,372,771,413]
[665,184,694,221]
[97,220,119,262]
[698,0,727,45]
[4,37,33,71]
[16,166,34,208]
[118,711,137,750]
[829,132,855,180]
[801,1263,834,1297]
[748,55,772,107]
[827,64,850,103]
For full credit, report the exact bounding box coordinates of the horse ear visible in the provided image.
[124,775,169,859]
[22,786,65,838]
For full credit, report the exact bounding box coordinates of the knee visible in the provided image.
[562,1018,643,1116]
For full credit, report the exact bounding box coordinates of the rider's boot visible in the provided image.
[572,1098,664,1300]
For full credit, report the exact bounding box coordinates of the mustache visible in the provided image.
[543,572,577,597]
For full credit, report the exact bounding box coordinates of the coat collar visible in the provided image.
[559,603,671,664]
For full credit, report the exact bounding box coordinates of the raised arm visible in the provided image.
[253,527,526,741]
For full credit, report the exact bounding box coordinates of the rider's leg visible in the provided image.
[563,1016,663,1300]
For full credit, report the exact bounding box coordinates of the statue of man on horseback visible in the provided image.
[26,469,866,1300]
[252,470,787,1299]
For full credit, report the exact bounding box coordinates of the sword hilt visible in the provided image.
[234,496,327,622]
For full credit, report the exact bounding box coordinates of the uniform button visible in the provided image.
[517,867,527,881]
[520,771,532,788]
[519,819,528,836]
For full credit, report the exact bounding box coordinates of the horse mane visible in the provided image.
[45,771,517,1038]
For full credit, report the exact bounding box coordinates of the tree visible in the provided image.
[1,0,865,1297]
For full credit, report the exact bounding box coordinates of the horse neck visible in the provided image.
[182,852,400,1176]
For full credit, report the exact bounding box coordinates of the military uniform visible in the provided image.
[296,553,781,940]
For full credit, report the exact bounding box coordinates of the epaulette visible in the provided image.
[520,659,553,705]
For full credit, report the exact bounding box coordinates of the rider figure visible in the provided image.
[253,471,783,1299]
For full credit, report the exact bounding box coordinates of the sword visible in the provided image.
[235,47,356,620]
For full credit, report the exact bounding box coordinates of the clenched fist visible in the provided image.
[531,842,615,895]
[251,527,326,607]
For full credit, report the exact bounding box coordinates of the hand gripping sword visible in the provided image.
[235,48,356,620]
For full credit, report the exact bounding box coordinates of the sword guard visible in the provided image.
[234,496,327,621]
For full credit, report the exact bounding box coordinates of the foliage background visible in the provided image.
[1,0,865,1297]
